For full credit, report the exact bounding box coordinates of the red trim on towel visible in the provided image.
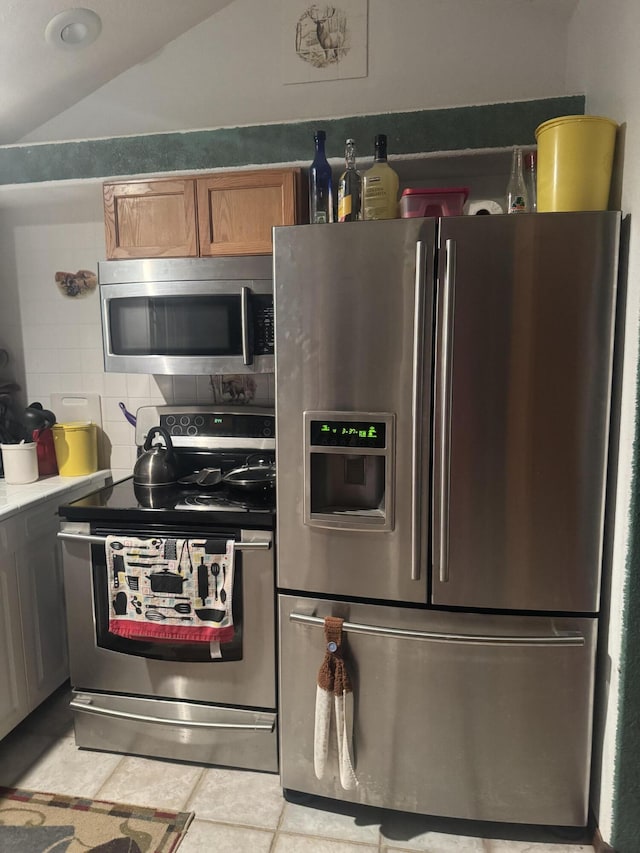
[108,618,234,644]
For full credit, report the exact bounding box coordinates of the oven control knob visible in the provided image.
[263,427,272,436]
[187,425,198,435]
[166,415,176,426]
[180,416,190,426]
[170,425,183,436]
[194,416,205,426]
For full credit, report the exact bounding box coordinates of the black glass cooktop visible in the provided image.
[59,475,276,529]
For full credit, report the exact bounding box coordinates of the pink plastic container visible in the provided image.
[400,186,469,218]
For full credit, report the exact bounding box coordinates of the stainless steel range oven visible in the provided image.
[58,407,277,772]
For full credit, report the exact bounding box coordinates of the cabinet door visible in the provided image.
[0,523,28,740]
[104,179,198,259]
[197,169,301,256]
[17,506,69,708]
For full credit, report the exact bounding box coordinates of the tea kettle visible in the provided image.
[133,426,179,487]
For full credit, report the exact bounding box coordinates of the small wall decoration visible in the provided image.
[210,375,257,405]
[282,0,368,84]
[55,269,97,298]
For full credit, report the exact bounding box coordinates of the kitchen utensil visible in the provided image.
[220,563,227,605]
[126,540,162,550]
[113,591,128,615]
[178,468,223,487]
[145,609,193,622]
[126,576,139,590]
[110,542,124,550]
[146,570,186,594]
[164,539,178,560]
[144,603,191,614]
[119,401,137,427]
[194,607,226,623]
[212,562,220,600]
[131,596,143,614]
[113,553,124,589]
[197,560,209,604]
[133,426,179,487]
[127,561,169,569]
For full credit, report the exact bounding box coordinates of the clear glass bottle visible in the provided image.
[337,139,361,222]
[506,146,530,214]
[362,134,399,220]
[309,129,334,224]
[524,151,537,212]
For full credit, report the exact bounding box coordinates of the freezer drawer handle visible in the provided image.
[70,697,275,731]
[289,612,585,646]
[58,531,271,550]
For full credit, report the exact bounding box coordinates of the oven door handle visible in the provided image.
[57,532,271,550]
[70,697,275,731]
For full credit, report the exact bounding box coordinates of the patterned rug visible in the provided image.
[0,786,194,852]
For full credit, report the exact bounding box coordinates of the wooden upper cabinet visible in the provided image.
[104,179,198,259]
[196,169,301,257]
[103,168,304,260]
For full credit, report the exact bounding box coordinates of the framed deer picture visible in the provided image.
[282,0,368,84]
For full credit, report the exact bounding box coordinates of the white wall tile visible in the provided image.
[110,445,133,471]
[126,374,150,398]
[80,348,105,374]
[104,373,128,396]
[80,373,105,394]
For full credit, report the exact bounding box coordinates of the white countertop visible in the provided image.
[0,470,111,522]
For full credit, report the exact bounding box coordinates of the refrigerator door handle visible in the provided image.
[434,238,456,583]
[411,240,428,581]
[289,612,585,647]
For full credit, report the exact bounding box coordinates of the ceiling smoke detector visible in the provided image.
[45,8,102,50]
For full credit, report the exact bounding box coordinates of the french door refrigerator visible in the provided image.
[273,211,620,826]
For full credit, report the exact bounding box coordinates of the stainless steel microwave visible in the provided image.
[99,257,274,375]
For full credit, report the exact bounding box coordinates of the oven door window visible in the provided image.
[91,542,243,663]
[108,294,242,356]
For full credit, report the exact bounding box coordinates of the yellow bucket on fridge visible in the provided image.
[52,421,98,476]
[535,115,618,212]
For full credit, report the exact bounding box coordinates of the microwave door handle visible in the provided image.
[241,286,253,365]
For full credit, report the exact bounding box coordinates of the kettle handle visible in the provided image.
[143,426,176,460]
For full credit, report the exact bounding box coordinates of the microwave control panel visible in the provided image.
[253,295,275,355]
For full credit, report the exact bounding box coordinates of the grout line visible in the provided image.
[92,753,128,799]
[179,765,207,812]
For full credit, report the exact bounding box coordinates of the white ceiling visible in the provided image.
[0,0,234,145]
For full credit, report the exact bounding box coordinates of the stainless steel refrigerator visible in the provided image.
[273,212,620,826]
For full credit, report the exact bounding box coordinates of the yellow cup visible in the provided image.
[535,115,618,212]
[52,421,98,476]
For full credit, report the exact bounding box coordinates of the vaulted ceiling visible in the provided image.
[0,0,233,144]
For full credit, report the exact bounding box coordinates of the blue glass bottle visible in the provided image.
[309,130,334,223]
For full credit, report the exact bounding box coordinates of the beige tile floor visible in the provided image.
[0,684,597,853]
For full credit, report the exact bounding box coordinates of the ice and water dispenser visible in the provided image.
[304,411,394,531]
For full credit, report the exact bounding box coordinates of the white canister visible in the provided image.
[1,442,39,484]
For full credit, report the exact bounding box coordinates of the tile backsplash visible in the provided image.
[0,200,273,483]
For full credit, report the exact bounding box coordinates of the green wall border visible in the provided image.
[0,96,584,185]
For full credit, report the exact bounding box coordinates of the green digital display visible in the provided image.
[310,420,386,448]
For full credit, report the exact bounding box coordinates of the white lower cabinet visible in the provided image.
[0,479,106,740]
[17,504,69,709]
[0,521,29,740]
